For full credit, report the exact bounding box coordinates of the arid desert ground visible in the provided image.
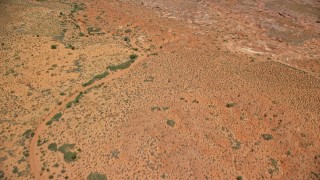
[0,0,319,179]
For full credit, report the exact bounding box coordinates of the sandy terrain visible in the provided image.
[0,0,319,179]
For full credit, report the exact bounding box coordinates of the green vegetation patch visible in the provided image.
[57,144,78,163]
[87,172,107,180]
[226,102,236,108]
[12,166,18,174]
[66,92,84,108]
[87,27,105,35]
[82,71,109,87]
[268,158,279,176]
[58,143,75,154]
[107,54,137,71]
[22,129,34,139]
[262,134,273,141]
[167,119,175,127]
[37,137,48,146]
[48,143,58,152]
[151,106,169,111]
[64,152,77,163]
[71,3,85,13]
[51,45,57,49]
[231,139,241,150]
[46,113,63,125]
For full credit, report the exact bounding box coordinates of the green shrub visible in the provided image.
[12,166,18,174]
[46,113,62,125]
[51,45,57,49]
[71,3,85,13]
[48,143,58,151]
[107,59,134,71]
[124,36,130,42]
[58,144,75,154]
[130,54,138,60]
[66,92,84,108]
[22,129,34,139]
[226,102,236,108]
[262,134,273,140]
[167,119,175,127]
[87,172,107,180]
[82,71,109,87]
[64,152,77,162]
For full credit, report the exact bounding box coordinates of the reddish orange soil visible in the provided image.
[0,0,319,179]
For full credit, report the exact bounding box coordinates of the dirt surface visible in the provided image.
[0,0,319,179]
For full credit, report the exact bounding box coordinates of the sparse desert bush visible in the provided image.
[37,137,48,146]
[226,102,236,108]
[46,113,62,125]
[167,119,175,127]
[130,54,138,60]
[66,92,84,108]
[22,129,34,139]
[65,44,75,50]
[87,172,107,180]
[51,45,57,49]
[82,71,109,87]
[262,134,273,140]
[124,36,130,42]
[12,166,18,174]
[71,3,85,13]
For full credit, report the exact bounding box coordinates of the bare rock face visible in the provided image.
[0,0,319,179]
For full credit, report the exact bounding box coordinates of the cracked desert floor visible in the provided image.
[0,0,320,179]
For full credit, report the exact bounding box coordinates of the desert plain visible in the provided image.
[0,0,320,179]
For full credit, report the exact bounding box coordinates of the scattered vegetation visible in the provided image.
[151,106,169,111]
[65,44,75,50]
[130,54,138,60]
[231,139,241,150]
[22,129,34,139]
[87,27,105,35]
[66,92,84,108]
[125,29,132,33]
[37,137,48,146]
[107,59,133,71]
[262,134,273,140]
[124,36,130,42]
[82,71,109,87]
[46,113,63,125]
[51,45,57,49]
[87,172,107,180]
[167,119,175,127]
[12,166,18,174]
[71,3,85,13]
[226,102,236,108]
[268,158,279,176]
